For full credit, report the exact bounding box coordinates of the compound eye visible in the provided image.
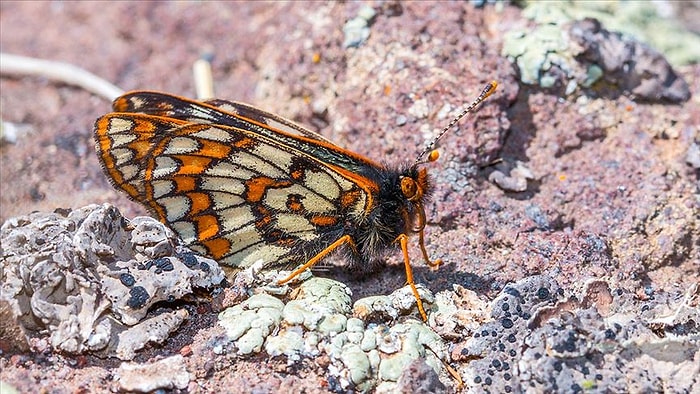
[400,176,419,200]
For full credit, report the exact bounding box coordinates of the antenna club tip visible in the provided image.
[428,150,440,162]
[485,80,498,97]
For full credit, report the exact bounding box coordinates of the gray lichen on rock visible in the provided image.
[116,355,190,392]
[455,276,700,393]
[502,3,691,103]
[0,204,224,359]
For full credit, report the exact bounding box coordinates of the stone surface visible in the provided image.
[116,355,190,392]
[0,1,697,393]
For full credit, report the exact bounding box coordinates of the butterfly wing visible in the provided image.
[112,91,382,175]
[95,93,377,268]
[113,90,338,144]
[205,99,336,144]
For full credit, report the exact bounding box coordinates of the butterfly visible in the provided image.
[94,81,497,320]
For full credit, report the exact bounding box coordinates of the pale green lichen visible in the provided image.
[378,352,414,382]
[501,24,575,87]
[502,2,696,98]
[346,317,365,333]
[0,381,19,394]
[353,284,434,319]
[264,328,305,359]
[218,293,284,355]
[582,64,603,88]
[340,343,371,385]
[281,277,352,332]
[522,1,700,67]
[343,5,376,48]
[217,273,449,391]
[360,329,377,352]
[317,313,348,335]
[374,321,446,381]
[354,295,395,318]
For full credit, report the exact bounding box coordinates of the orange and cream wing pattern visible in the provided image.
[94,93,370,268]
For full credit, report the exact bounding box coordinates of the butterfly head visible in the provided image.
[400,149,437,205]
[399,154,437,234]
[400,169,426,203]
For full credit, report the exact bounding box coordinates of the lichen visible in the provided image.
[117,355,190,391]
[455,276,700,393]
[502,5,690,102]
[0,204,224,359]
[217,273,449,391]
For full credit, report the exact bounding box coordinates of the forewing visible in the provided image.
[205,99,335,144]
[114,90,335,142]
[113,91,381,174]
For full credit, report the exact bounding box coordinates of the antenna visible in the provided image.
[415,80,497,164]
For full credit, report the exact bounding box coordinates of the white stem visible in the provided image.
[0,52,124,101]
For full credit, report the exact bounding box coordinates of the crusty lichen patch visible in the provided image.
[454,276,700,393]
[217,270,700,393]
[0,204,224,359]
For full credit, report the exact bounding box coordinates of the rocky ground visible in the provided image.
[1,2,698,393]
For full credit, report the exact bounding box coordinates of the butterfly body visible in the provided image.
[339,164,431,275]
[95,82,496,320]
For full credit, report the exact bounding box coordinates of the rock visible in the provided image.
[117,355,190,392]
[0,204,224,359]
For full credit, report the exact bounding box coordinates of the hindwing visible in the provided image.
[94,92,380,267]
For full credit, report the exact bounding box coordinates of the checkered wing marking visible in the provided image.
[94,114,188,201]
[95,112,369,268]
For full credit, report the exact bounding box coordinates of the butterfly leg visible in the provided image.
[415,206,441,268]
[396,233,429,321]
[277,234,354,285]
[418,227,442,268]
